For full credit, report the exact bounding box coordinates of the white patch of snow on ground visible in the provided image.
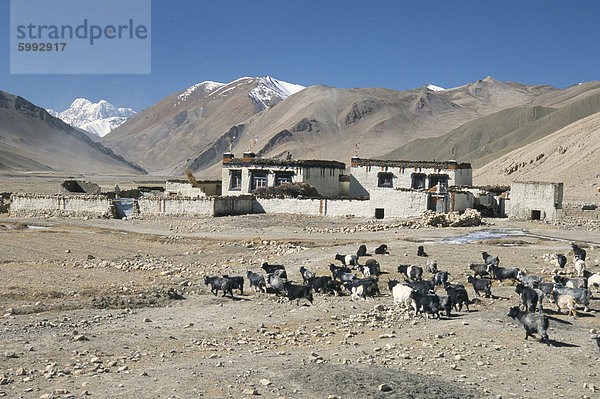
[175,81,224,107]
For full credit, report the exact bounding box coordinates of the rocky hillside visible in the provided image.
[474,110,600,202]
[0,90,145,174]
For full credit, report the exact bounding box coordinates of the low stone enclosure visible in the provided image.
[9,192,465,219]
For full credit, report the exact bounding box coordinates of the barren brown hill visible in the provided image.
[180,77,564,178]
[101,77,298,174]
[0,91,145,175]
[474,110,600,202]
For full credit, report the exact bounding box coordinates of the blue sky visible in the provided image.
[1,0,599,112]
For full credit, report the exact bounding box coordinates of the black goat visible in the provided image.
[329,264,352,280]
[307,276,341,296]
[344,277,380,300]
[398,264,423,281]
[553,275,587,289]
[507,306,549,345]
[467,276,492,297]
[490,266,520,284]
[203,276,233,298]
[553,284,591,312]
[444,282,469,312]
[299,266,315,284]
[363,258,381,276]
[375,244,389,255]
[267,273,286,294]
[515,283,539,312]
[482,251,500,267]
[283,282,313,304]
[517,271,544,288]
[357,245,370,257]
[572,243,586,261]
[532,280,554,296]
[335,253,359,268]
[417,246,428,257]
[261,262,287,278]
[556,254,567,268]
[409,290,440,318]
[403,279,435,295]
[222,275,244,295]
[432,271,449,286]
[469,263,491,278]
[246,271,266,293]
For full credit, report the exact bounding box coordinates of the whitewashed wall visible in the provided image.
[508,181,563,220]
[137,197,213,216]
[10,194,113,218]
[165,181,206,197]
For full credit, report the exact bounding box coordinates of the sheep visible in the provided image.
[551,291,577,318]
[517,271,544,288]
[515,283,539,312]
[553,284,591,311]
[467,276,492,297]
[572,243,586,261]
[409,290,440,318]
[388,280,412,309]
[203,276,233,298]
[307,276,341,296]
[507,306,550,346]
[299,266,315,284]
[375,244,389,255]
[267,273,286,295]
[417,245,428,257]
[553,275,587,289]
[246,270,267,293]
[344,278,379,300]
[261,262,287,278]
[426,259,438,274]
[432,271,449,287]
[574,258,586,277]
[356,245,370,257]
[482,251,500,267]
[222,275,244,295]
[469,263,491,278]
[363,258,381,276]
[335,253,359,268]
[444,282,469,312]
[490,265,520,285]
[402,279,435,295]
[398,264,423,281]
[283,282,313,304]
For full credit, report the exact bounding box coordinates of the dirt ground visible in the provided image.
[1,213,600,399]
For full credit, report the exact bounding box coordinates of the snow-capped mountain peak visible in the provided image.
[47,98,136,137]
[426,84,445,92]
[248,76,305,109]
[175,81,225,106]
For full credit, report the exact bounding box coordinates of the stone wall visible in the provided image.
[556,202,600,221]
[137,197,213,216]
[9,194,113,218]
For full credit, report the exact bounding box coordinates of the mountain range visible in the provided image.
[48,98,136,138]
[2,76,600,201]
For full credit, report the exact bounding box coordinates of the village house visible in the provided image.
[221,151,347,197]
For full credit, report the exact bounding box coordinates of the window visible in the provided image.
[531,210,541,220]
[429,174,448,189]
[377,172,393,188]
[275,172,293,186]
[230,170,241,190]
[250,171,268,190]
[375,208,385,219]
[411,173,426,189]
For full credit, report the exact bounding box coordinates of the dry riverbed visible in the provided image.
[1,214,599,399]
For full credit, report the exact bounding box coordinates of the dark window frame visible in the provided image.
[229,170,242,190]
[275,172,294,186]
[377,172,394,188]
[250,171,268,191]
[411,173,426,189]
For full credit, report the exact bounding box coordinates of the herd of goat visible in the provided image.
[204,243,600,346]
